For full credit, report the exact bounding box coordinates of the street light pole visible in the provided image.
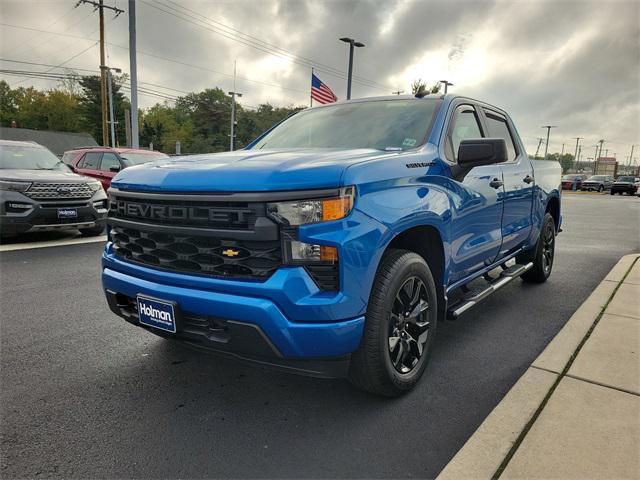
[107,67,121,148]
[128,0,139,148]
[439,80,454,94]
[339,37,365,100]
[542,125,557,160]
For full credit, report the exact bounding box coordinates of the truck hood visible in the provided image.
[111,148,388,192]
[0,169,93,184]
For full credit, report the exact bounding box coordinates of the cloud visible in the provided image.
[1,0,638,156]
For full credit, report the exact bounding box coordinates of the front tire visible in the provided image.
[518,212,556,283]
[349,249,438,397]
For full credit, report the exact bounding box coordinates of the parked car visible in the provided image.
[102,94,561,396]
[561,174,586,190]
[610,175,638,195]
[62,147,169,191]
[581,175,614,192]
[0,140,107,238]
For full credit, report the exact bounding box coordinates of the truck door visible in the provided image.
[481,109,533,257]
[444,104,504,284]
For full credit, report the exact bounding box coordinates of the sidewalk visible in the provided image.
[438,253,640,480]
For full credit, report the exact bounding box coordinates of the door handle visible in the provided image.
[489,178,503,189]
[523,175,534,184]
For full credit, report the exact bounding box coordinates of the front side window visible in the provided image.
[120,152,169,166]
[81,152,102,170]
[251,99,441,151]
[446,105,483,161]
[100,153,121,172]
[484,112,518,161]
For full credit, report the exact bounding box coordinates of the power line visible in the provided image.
[160,0,392,91]
[0,22,308,96]
[140,0,393,92]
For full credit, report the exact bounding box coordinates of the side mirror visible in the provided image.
[109,165,121,173]
[457,138,508,168]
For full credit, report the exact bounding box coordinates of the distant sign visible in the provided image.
[597,157,617,164]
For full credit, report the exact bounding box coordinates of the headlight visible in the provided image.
[267,186,355,226]
[87,180,103,192]
[0,179,32,192]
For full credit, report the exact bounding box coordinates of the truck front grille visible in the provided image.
[111,225,281,279]
[25,182,93,200]
[109,196,260,230]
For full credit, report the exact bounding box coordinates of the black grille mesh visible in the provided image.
[111,225,281,279]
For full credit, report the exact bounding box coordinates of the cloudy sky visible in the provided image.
[1,0,638,160]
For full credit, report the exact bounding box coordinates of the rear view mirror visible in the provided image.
[109,165,121,173]
[458,138,508,168]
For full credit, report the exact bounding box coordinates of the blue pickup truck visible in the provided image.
[102,94,561,396]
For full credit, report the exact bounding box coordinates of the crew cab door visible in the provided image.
[444,103,505,284]
[480,109,533,256]
[98,152,122,190]
[74,152,102,180]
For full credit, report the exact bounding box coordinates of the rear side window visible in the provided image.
[81,152,102,169]
[484,112,518,161]
[100,153,121,172]
[446,105,484,161]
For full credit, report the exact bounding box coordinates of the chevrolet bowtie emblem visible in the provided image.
[222,248,240,257]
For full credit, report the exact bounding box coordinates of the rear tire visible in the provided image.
[598,185,604,193]
[349,249,438,397]
[518,213,555,283]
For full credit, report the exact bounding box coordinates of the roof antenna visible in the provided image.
[415,85,428,98]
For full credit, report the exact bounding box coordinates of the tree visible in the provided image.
[411,79,441,96]
[78,74,130,146]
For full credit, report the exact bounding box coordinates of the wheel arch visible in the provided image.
[382,224,447,322]
[545,195,560,232]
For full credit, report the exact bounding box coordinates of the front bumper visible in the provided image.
[0,189,108,234]
[611,185,637,193]
[102,261,365,377]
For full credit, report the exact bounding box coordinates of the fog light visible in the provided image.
[7,202,32,209]
[289,241,338,263]
[93,200,107,209]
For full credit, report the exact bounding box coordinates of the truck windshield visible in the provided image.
[251,99,441,151]
[0,144,69,170]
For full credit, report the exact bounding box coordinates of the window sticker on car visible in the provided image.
[402,138,417,147]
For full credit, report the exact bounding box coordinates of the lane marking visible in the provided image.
[0,235,107,252]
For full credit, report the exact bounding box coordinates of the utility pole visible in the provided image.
[597,139,605,160]
[339,37,365,100]
[128,0,139,148]
[228,61,241,151]
[534,138,544,159]
[629,145,636,166]
[542,125,556,160]
[392,90,404,95]
[439,80,454,94]
[573,137,582,167]
[577,145,582,170]
[77,0,124,147]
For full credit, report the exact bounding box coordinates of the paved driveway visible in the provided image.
[1,194,638,478]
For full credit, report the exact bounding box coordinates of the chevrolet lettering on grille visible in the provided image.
[113,200,248,224]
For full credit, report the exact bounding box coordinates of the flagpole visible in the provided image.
[310,67,313,108]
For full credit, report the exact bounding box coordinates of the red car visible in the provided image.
[561,174,586,190]
[62,147,169,191]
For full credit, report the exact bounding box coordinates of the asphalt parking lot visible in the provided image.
[1,193,638,479]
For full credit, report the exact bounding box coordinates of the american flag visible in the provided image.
[311,73,338,104]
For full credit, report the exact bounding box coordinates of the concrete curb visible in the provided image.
[436,253,640,480]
